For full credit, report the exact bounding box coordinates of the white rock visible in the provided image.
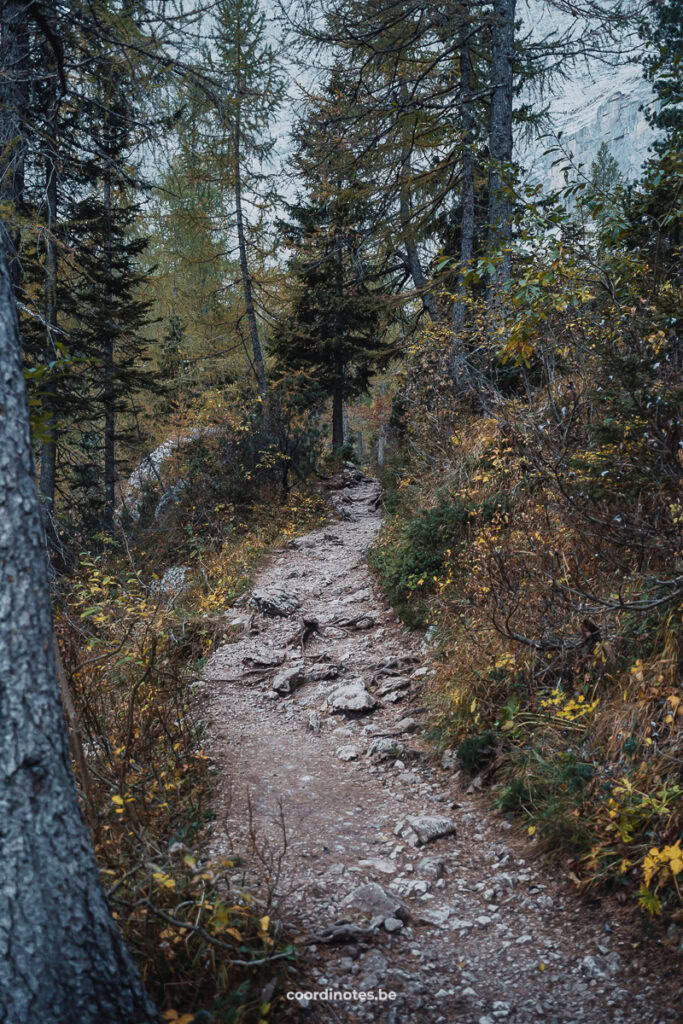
[336,744,362,762]
[328,679,378,713]
[358,858,397,875]
[398,815,457,846]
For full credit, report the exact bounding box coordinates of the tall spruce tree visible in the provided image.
[64,69,157,533]
[272,187,390,450]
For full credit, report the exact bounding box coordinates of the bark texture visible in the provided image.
[39,104,59,514]
[0,248,159,1023]
[234,112,267,401]
[102,171,116,531]
[450,36,475,380]
[487,0,516,294]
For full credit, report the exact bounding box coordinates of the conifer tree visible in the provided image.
[272,187,390,451]
[207,0,286,405]
[64,71,157,533]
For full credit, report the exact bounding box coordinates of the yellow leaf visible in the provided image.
[528,825,536,836]
[260,915,270,933]
[152,872,176,890]
[501,720,514,731]
[112,795,124,806]
[538,962,546,971]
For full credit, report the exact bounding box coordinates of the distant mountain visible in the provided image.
[516,1,658,192]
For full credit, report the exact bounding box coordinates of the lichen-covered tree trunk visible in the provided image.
[102,171,116,532]
[450,35,475,381]
[39,109,59,518]
[0,247,159,1024]
[234,113,268,403]
[487,0,516,298]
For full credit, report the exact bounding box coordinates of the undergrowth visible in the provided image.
[56,428,328,1022]
[369,217,682,921]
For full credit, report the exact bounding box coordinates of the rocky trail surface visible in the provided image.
[200,468,680,1024]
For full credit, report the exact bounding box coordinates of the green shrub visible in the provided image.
[370,494,507,626]
[457,731,497,775]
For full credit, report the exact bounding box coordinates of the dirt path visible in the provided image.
[201,469,679,1024]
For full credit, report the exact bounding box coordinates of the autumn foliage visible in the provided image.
[370,177,682,916]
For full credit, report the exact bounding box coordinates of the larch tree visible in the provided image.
[208,0,285,406]
[0,243,160,1022]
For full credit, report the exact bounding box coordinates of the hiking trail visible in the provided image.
[200,466,679,1024]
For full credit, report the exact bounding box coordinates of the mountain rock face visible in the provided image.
[518,2,657,191]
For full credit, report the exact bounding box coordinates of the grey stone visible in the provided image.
[272,665,305,696]
[250,588,301,617]
[368,737,403,759]
[154,478,187,520]
[307,711,321,734]
[397,815,457,846]
[376,676,410,698]
[383,917,404,932]
[358,858,396,875]
[337,744,362,762]
[305,662,340,682]
[417,906,450,926]
[416,856,446,879]
[328,679,378,713]
[153,565,191,595]
[344,882,409,922]
[243,647,286,668]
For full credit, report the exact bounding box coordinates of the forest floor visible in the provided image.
[199,469,681,1024]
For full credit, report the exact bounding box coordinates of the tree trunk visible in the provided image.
[332,229,346,452]
[0,0,29,289]
[234,112,267,404]
[102,172,116,532]
[332,373,344,452]
[487,0,516,300]
[376,381,387,468]
[399,147,440,321]
[0,246,160,1024]
[39,110,59,519]
[453,39,475,326]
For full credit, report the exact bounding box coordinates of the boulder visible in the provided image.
[154,565,191,595]
[368,737,403,760]
[344,882,409,922]
[272,665,305,696]
[305,662,340,682]
[243,647,286,668]
[416,855,446,879]
[250,589,301,617]
[336,744,362,762]
[376,676,410,698]
[328,679,378,713]
[396,815,457,846]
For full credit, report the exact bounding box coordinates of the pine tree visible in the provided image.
[64,72,157,534]
[272,189,390,451]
